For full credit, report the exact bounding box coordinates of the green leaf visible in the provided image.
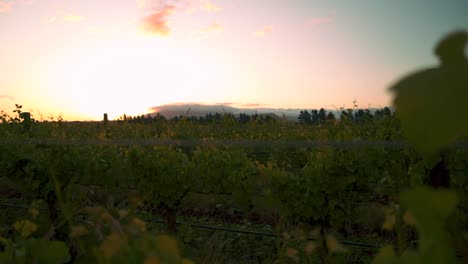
[373,246,398,264]
[29,239,70,264]
[0,251,13,263]
[399,250,421,264]
[389,31,468,157]
[400,187,458,264]
[400,187,457,224]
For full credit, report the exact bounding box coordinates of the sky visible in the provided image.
[0,0,467,120]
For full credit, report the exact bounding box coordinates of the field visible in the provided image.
[0,106,467,263]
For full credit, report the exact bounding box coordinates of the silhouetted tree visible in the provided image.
[353,109,373,122]
[374,107,392,119]
[311,109,319,124]
[213,113,222,123]
[340,109,353,121]
[318,108,327,124]
[251,113,259,121]
[238,113,251,124]
[383,107,392,117]
[298,110,312,124]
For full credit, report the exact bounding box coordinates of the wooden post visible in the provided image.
[103,113,110,138]
[20,112,31,132]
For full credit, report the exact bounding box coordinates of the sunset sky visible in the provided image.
[0,0,467,120]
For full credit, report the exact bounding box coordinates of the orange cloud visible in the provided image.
[142,5,175,36]
[306,16,333,26]
[253,25,273,36]
[0,1,12,13]
[64,14,86,22]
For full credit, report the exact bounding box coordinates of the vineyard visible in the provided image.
[0,32,467,263]
[0,103,466,263]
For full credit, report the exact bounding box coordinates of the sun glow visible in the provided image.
[2,1,463,121]
[45,37,229,120]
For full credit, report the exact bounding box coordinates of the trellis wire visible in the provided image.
[0,202,380,249]
[0,138,466,149]
[0,138,412,148]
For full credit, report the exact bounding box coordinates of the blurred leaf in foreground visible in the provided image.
[389,30,468,157]
[400,187,458,264]
[374,187,458,264]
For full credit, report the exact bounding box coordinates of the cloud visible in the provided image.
[0,1,12,13]
[140,0,220,36]
[45,16,57,23]
[44,14,87,24]
[201,1,220,12]
[64,14,86,22]
[216,102,265,108]
[253,25,273,36]
[0,95,14,100]
[141,5,175,36]
[0,0,35,13]
[306,16,333,26]
[136,0,147,9]
[177,0,222,14]
[195,22,223,36]
[241,103,264,108]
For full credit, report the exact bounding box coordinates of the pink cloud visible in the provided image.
[45,16,57,23]
[0,1,12,13]
[195,22,223,36]
[0,95,14,100]
[201,1,220,12]
[139,0,222,36]
[136,0,147,9]
[142,5,175,36]
[217,102,265,108]
[140,0,189,11]
[253,25,273,36]
[306,16,333,26]
[241,103,264,108]
[182,0,221,14]
[0,0,35,14]
[63,14,86,22]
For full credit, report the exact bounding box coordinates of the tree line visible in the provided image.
[119,106,393,125]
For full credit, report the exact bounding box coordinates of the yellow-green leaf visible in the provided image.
[389,31,468,157]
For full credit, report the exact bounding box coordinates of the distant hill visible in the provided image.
[145,103,392,121]
[147,103,306,121]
